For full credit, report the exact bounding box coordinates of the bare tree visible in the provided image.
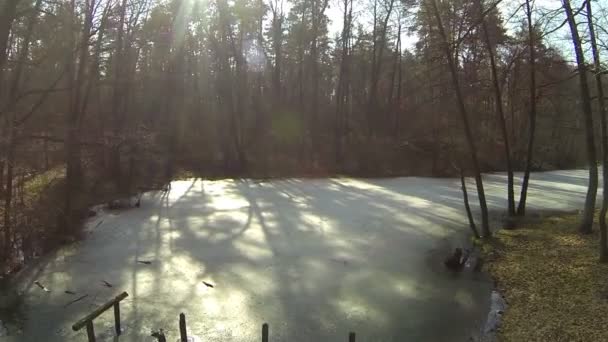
[426,0,491,237]
[65,0,97,233]
[366,0,395,137]
[108,0,129,186]
[478,0,515,217]
[309,0,329,163]
[517,0,537,216]
[563,0,598,234]
[586,0,607,260]
[270,0,284,101]
[335,0,353,168]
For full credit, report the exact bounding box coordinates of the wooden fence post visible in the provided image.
[85,321,95,342]
[114,302,121,335]
[179,313,188,342]
[262,323,269,342]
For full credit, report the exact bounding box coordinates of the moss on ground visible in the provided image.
[484,213,608,342]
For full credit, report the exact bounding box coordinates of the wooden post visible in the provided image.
[349,332,356,342]
[262,323,269,342]
[85,321,95,342]
[179,313,187,342]
[114,302,121,335]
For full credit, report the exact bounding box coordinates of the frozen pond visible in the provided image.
[1,170,593,341]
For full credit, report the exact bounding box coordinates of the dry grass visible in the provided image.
[484,213,608,342]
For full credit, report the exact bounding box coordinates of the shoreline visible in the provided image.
[479,211,608,341]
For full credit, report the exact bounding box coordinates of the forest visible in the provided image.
[1,0,608,276]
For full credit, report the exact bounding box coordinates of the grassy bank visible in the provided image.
[484,214,608,341]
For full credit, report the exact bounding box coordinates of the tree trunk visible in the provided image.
[585,1,607,259]
[387,21,401,127]
[2,126,15,258]
[563,0,598,234]
[109,0,128,187]
[271,1,283,101]
[335,0,352,169]
[427,0,491,237]
[0,120,6,198]
[65,0,94,234]
[366,0,395,137]
[461,169,480,239]
[517,0,537,216]
[297,4,306,109]
[478,0,515,217]
[367,0,378,138]
[309,0,328,165]
[394,24,402,139]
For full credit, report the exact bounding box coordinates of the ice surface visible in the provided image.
[4,170,593,341]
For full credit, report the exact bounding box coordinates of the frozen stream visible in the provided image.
[1,170,593,341]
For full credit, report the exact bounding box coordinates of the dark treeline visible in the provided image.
[0,0,607,268]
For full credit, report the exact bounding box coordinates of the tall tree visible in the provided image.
[335,0,353,167]
[477,0,514,217]
[426,0,491,237]
[108,0,129,186]
[563,0,598,234]
[586,0,607,259]
[308,0,328,163]
[517,0,537,216]
[65,0,96,233]
[270,0,284,101]
[366,0,395,137]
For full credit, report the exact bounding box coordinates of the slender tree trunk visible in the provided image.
[164,59,177,179]
[563,0,598,234]
[367,0,378,138]
[478,0,515,217]
[517,0,537,216]
[586,1,607,259]
[387,21,401,122]
[109,0,128,186]
[427,0,490,237]
[297,4,306,109]
[231,26,246,171]
[366,0,395,137]
[395,25,402,139]
[82,1,110,122]
[0,160,4,197]
[3,125,15,257]
[65,0,94,234]
[335,0,352,168]
[216,0,236,173]
[271,1,283,101]
[43,131,49,170]
[0,120,6,197]
[309,0,328,165]
[461,169,480,239]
